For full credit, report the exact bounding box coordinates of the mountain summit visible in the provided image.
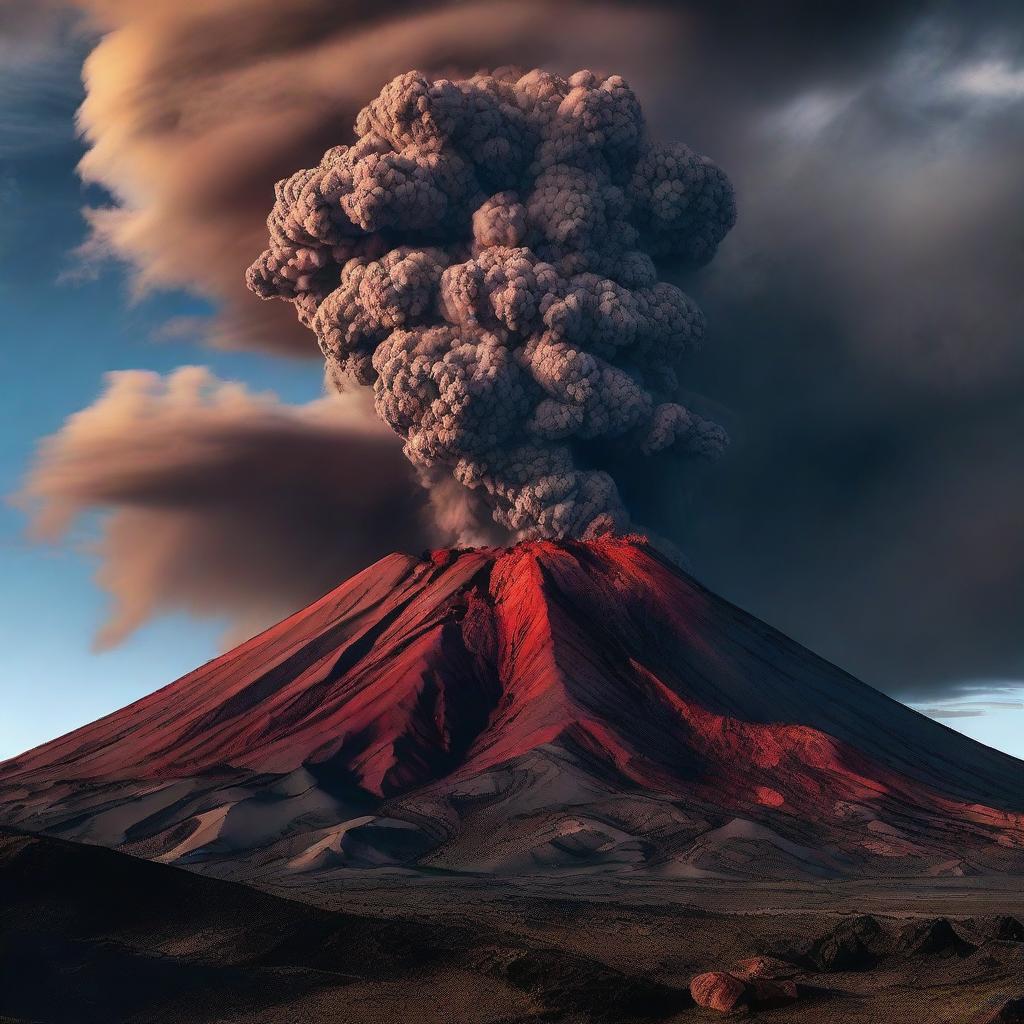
[2,537,1023,880]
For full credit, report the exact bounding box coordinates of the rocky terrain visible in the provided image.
[3,826,1023,1023]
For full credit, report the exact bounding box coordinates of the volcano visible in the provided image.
[2,536,1023,881]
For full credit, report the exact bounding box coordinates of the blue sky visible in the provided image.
[2,14,1023,764]
[0,38,326,758]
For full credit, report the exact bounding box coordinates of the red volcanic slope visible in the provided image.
[3,536,1024,876]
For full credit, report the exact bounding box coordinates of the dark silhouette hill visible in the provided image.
[0,826,686,1023]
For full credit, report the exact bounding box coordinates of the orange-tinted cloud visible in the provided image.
[18,367,432,647]
[69,0,679,353]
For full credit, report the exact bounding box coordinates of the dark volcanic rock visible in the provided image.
[897,917,975,958]
[690,972,750,1012]
[733,955,799,980]
[967,916,1024,944]
[690,971,799,1013]
[992,917,1024,942]
[0,827,690,1024]
[778,915,893,972]
[479,946,689,1022]
[813,915,891,970]
[778,914,979,973]
[978,995,1024,1023]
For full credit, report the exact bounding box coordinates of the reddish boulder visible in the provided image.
[690,971,749,1012]
[690,970,799,1013]
[733,955,798,980]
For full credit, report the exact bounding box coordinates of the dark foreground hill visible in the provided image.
[3,827,1024,1024]
[2,536,1023,882]
[0,827,688,1024]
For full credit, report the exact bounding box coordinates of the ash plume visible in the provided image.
[246,68,735,540]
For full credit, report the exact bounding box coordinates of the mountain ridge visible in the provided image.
[2,536,1023,880]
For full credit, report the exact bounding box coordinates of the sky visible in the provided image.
[1,1,1023,761]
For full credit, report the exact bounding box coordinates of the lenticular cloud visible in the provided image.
[247,68,735,540]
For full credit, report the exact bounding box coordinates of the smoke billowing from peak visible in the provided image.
[17,367,432,649]
[247,68,735,540]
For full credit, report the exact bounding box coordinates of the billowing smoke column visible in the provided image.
[247,69,735,540]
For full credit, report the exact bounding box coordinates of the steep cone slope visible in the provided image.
[2,537,1023,880]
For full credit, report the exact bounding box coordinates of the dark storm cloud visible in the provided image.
[666,7,1024,699]
[13,0,1024,699]
[17,368,432,648]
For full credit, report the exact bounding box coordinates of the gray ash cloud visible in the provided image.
[246,68,734,540]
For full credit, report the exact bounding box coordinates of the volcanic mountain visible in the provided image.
[2,536,1023,881]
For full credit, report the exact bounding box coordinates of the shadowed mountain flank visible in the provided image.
[2,537,1023,881]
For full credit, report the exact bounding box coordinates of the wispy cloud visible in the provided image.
[912,684,1024,722]
[0,11,88,157]
[950,59,1024,102]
